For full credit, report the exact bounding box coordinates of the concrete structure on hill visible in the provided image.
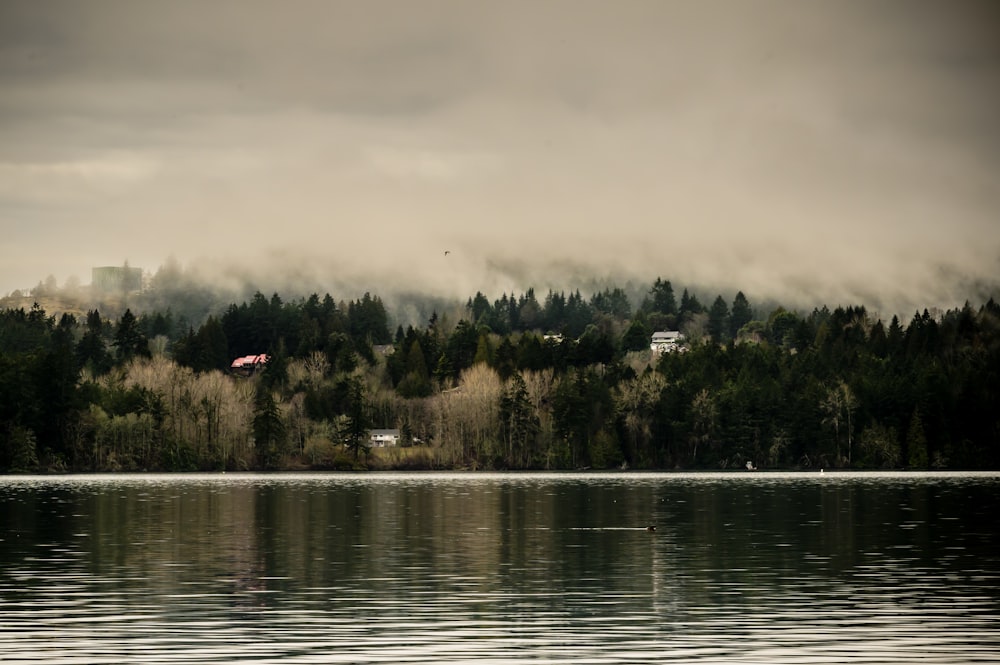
[92,265,143,293]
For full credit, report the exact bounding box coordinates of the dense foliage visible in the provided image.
[2,280,998,472]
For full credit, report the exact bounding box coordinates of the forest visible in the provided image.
[1,276,998,473]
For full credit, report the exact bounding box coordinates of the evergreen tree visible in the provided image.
[246,291,275,351]
[767,309,801,349]
[499,373,540,467]
[259,340,288,393]
[5,425,38,472]
[591,287,632,319]
[621,318,651,353]
[679,289,704,317]
[730,291,753,337]
[433,350,454,386]
[253,386,286,469]
[565,290,593,338]
[325,332,357,374]
[707,295,730,343]
[446,320,479,375]
[493,337,518,381]
[32,314,80,462]
[0,353,33,470]
[473,333,494,366]
[517,289,542,330]
[468,292,492,325]
[574,324,615,367]
[648,278,677,316]
[868,320,888,358]
[515,334,546,372]
[348,292,391,345]
[543,290,567,332]
[178,316,229,372]
[907,409,929,468]
[886,315,904,356]
[113,309,150,363]
[77,310,112,376]
[339,378,371,460]
[397,339,432,398]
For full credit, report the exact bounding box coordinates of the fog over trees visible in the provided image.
[2,274,999,473]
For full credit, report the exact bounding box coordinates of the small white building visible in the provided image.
[368,429,401,448]
[650,331,684,354]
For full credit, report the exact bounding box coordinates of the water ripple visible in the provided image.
[2,472,999,663]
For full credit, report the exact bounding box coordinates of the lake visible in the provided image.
[1,472,998,663]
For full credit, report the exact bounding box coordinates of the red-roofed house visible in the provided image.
[230,354,270,376]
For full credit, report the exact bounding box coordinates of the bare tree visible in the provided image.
[431,364,502,467]
[821,381,857,466]
[689,388,718,465]
[616,372,667,466]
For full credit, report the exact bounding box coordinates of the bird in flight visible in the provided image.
[444,250,450,256]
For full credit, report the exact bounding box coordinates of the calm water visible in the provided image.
[1,472,998,664]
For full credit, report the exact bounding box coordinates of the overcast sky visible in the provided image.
[1,1,998,314]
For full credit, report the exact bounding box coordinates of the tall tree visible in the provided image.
[397,339,432,398]
[348,292,391,345]
[32,314,80,461]
[591,287,632,319]
[176,316,229,373]
[468,291,493,325]
[445,320,479,377]
[339,378,371,460]
[730,291,753,338]
[707,295,730,343]
[689,388,718,465]
[77,310,112,376]
[499,373,540,468]
[679,289,704,317]
[253,386,286,469]
[113,309,150,363]
[473,333,494,366]
[517,289,542,330]
[621,317,651,353]
[821,381,857,466]
[493,336,518,381]
[648,278,677,316]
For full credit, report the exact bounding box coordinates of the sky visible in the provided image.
[1,1,998,315]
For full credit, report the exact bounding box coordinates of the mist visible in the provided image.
[1,1,998,319]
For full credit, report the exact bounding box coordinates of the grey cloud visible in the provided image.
[0,1,486,120]
[0,1,998,316]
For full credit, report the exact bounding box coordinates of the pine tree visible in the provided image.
[621,317,651,352]
[253,387,286,469]
[113,309,150,363]
[397,340,431,397]
[340,379,370,460]
[473,333,494,366]
[648,278,676,316]
[707,295,730,343]
[499,373,540,467]
[679,289,704,317]
[730,291,753,338]
[77,310,112,376]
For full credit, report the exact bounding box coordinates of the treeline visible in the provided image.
[1,278,998,472]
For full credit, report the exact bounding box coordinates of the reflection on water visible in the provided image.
[1,472,998,663]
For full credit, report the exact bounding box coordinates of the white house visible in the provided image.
[650,331,684,354]
[368,429,401,448]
